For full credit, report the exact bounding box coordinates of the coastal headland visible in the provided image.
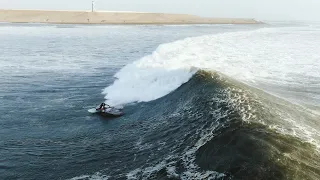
[0,10,261,24]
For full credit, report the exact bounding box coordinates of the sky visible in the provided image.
[0,0,319,21]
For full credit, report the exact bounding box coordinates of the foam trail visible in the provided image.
[103,25,320,106]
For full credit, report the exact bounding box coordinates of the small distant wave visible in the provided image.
[55,25,78,28]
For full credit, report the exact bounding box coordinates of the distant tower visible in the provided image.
[91,1,95,12]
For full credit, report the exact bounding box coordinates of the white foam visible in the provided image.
[102,63,197,105]
[103,25,320,107]
[69,172,109,180]
[134,137,153,151]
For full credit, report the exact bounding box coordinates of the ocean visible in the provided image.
[0,22,319,180]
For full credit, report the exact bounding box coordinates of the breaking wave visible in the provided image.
[95,25,320,179]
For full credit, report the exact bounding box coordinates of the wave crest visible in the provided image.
[103,26,320,106]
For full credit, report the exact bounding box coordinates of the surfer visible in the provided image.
[97,103,111,112]
[89,103,123,117]
[97,103,106,110]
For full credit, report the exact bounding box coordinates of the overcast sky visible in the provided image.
[0,0,319,21]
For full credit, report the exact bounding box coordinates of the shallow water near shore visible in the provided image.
[0,22,319,180]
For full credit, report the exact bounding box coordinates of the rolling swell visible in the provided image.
[123,70,320,180]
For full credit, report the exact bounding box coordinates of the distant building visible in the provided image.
[92,1,95,12]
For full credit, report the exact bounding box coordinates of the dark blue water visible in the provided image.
[0,24,264,179]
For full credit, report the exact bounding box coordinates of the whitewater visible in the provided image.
[103,25,320,107]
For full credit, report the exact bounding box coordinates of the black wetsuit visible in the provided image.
[98,103,105,110]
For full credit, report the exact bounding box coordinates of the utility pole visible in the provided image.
[91,1,94,12]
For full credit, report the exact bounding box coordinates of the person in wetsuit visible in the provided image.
[97,103,111,112]
[97,103,106,111]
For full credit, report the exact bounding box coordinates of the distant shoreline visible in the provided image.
[0,10,262,25]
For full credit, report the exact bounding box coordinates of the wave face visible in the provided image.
[86,71,320,180]
[95,25,320,179]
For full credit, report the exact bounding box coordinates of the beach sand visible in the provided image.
[0,10,261,24]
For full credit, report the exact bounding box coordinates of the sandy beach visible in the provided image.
[0,10,261,24]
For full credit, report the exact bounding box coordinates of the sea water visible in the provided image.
[0,22,319,179]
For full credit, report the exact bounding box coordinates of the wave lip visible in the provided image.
[102,48,198,105]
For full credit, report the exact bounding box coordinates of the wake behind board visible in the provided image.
[88,108,98,113]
